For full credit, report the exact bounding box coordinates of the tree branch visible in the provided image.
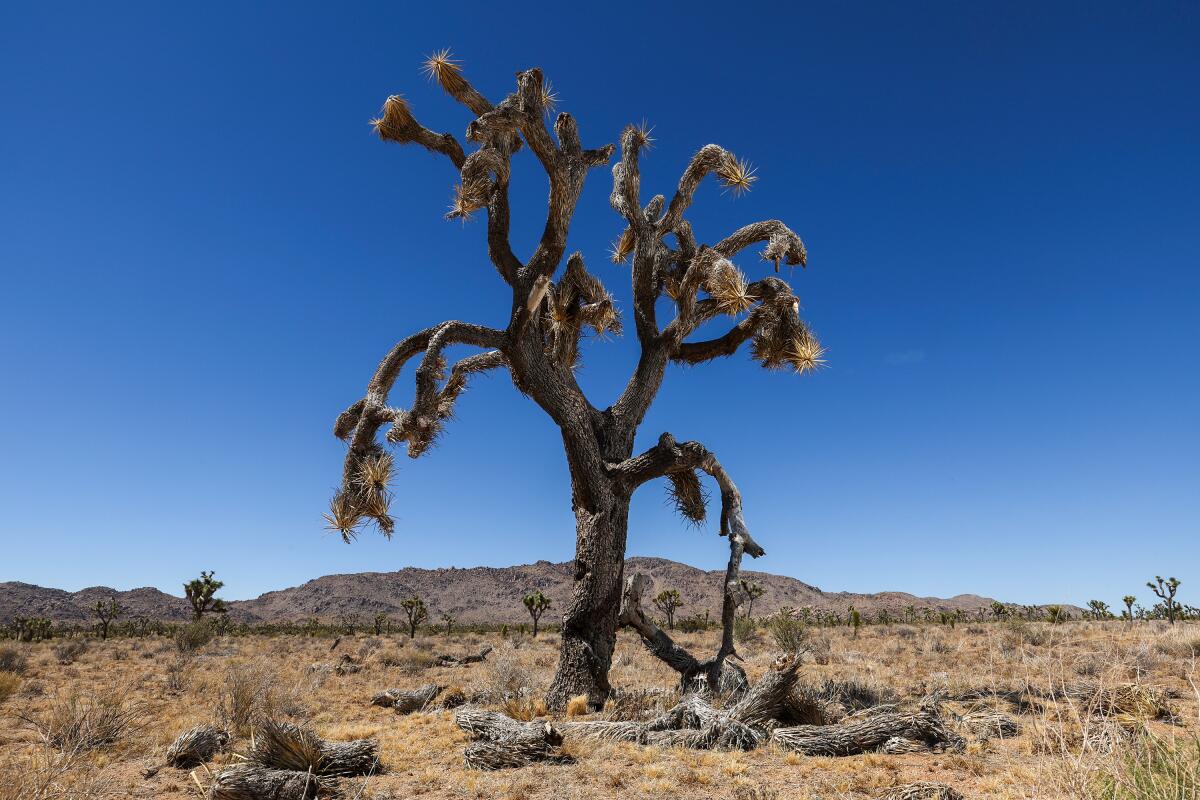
[372,95,466,169]
[714,219,807,272]
[657,144,754,236]
[329,322,506,540]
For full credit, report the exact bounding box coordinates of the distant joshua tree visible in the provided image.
[739,580,765,619]
[1086,600,1111,621]
[1046,605,1067,624]
[373,612,389,636]
[400,595,428,639]
[1147,576,1181,625]
[653,589,684,630]
[522,591,552,638]
[93,597,124,640]
[441,612,455,637]
[1122,595,1136,623]
[848,607,862,638]
[184,571,227,621]
[327,52,821,709]
[990,601,1009,620]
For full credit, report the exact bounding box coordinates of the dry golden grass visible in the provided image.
[0,621,1195,799]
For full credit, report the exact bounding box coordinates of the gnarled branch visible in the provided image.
[329,322,505,540]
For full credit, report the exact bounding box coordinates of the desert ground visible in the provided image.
[1,620,1197,799]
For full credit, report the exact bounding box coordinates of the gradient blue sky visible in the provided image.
[2,2,1197,608]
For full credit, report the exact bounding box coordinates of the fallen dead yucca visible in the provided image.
[249,719,381,777]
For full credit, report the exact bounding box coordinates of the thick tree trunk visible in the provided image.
[546,474,631,711]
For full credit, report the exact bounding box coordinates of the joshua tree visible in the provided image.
[1086,600,1111,621]
[652,589,684,630]
[1147,576,1181,625]
[848,606,862,638]
[93,597,124,640]
[184,571,227,621]
[400,595,428,639]
[739,580,765,620]
[441,612,455,637]
[990,601,1009,620]
[373,612,389,636]
[327,52,819,709]
[1122,595,1136,623]
[522,590,552,638]
[1046,605,1067,624]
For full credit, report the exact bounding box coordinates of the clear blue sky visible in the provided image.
[1,2,1197,608]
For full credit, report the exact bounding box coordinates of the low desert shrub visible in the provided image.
[676,614,709,633]
[53,640,88,665]
[215,662,290,736]
[1095,734,1200,799]
[21,693,144,754]
[734,615,758,644]
[175,621,214,654]
[382,647,435,674]
[0,750,112,800]
[0,646,29,675]
[766,612,808,654]
[0,671,21,704]
[479,642,532,698]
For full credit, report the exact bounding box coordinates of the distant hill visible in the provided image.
[0,558,1069,626]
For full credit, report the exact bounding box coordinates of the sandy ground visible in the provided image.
[1,619,1197,799]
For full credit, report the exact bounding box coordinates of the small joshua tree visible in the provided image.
[1046,605,1067,624]
[93,597,124,640]
[328,52,821,709]
[441,612,455,637]
[1147,576,1181,625]
[652,589,683,630]
[184,571,227,621]
[848,606,862,638]
[400,595,428,639]
[523,591,552,638]
[1086,600,1111,621]
[990,601,1009,620]
[739,580,765,620]
[373,612,388,636]
[1122,595,1136,623]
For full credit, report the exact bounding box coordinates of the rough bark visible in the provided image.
[208,765,329,800]
[769,700,964,757]
[454,707,574,770]
[164,724,229,768]
[545,479,631,711]
[371,683,442,713]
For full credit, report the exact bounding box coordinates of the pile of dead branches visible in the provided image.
[453,707,574,770]
[371,683,442,713]
[435,645,493,667]
[205,720,381,799]
[455,654,966,768]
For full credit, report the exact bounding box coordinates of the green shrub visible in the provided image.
[676,614,709,633]
[174,622,214,654]
[766,610,807,654]
[733,616,757,644]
